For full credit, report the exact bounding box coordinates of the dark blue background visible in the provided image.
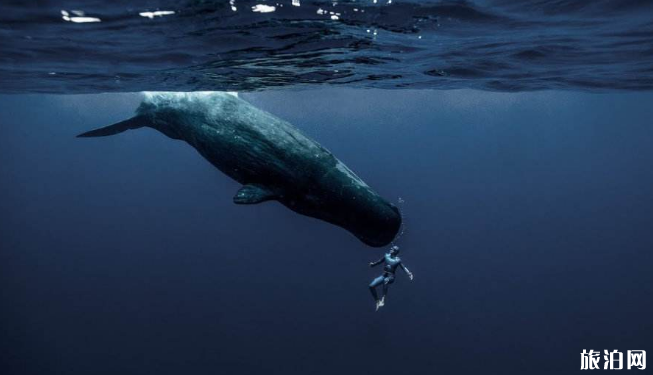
[1,90,652,374]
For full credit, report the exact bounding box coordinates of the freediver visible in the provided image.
[368,245,413,311]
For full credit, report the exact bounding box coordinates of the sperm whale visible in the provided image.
[77,92,401,247]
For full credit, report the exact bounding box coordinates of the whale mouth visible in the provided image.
[358,236,393,248]
[353,205,402,247]
[356,229,399,247]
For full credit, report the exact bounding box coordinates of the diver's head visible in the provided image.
[390,245,400,256]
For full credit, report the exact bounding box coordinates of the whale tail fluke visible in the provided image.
[77,116,144,138]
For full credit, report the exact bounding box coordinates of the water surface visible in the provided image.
[1,0,652,93]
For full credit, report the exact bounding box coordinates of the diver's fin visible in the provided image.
[76,116,144,138]
[233,184,276,204]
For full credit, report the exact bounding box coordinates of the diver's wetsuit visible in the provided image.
[369,252,411,302]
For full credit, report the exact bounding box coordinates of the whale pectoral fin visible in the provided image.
[233,184,276,204]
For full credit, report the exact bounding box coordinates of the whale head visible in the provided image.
[283,159,402,247]
[288,186,402,247]
[333,195,402,248]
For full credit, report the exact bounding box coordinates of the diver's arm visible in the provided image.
[401,263,414,280]
[369,256,385,267]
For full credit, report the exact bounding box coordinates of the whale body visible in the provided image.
[78,92,401,247]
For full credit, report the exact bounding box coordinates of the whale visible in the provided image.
[77,92,401,247]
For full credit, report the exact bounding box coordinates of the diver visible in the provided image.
[368,245,413,311]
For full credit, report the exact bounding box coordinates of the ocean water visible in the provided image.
[1,0,653,92]
[2,90,653,374]
[1,1,653,375]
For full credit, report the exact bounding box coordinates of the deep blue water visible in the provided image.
[1,90,653,374]
[1,0,653,92]
[2,0,653,373]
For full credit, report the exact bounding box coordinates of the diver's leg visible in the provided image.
[381,275,395,304]
[369,276,384,302]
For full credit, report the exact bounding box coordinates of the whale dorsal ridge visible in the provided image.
[233,184,276,204]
